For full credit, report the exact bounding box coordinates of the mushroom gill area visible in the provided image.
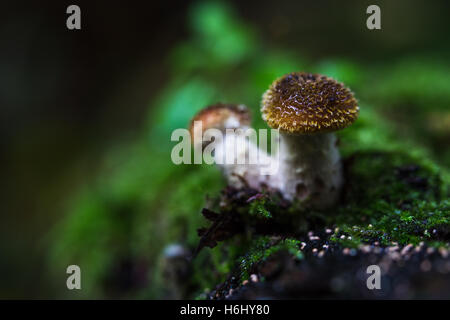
[261,72,359,134]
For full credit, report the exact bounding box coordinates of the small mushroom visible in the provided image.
[261,72,359,208]
[189,103,251,143]
[189,103,274,189]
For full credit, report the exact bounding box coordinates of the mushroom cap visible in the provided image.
[261,72,359,134]
[189,103,251,138]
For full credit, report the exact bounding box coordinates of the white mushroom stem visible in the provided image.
[212,128,277,190]
[276,132,343,208]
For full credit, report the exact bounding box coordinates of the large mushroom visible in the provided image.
[261,72,359,208]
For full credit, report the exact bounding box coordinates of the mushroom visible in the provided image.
[189,103,275,189]
[261,72,359,208]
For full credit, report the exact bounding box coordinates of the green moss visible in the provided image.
[327,150,447,248]
[331,199,449,248]
[248,195,273,219]
[238,237,303,282]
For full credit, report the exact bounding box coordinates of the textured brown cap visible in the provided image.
[189,103,251,138]
[261,72,359,134]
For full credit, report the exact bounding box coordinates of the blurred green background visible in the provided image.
[1,0,449,298]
